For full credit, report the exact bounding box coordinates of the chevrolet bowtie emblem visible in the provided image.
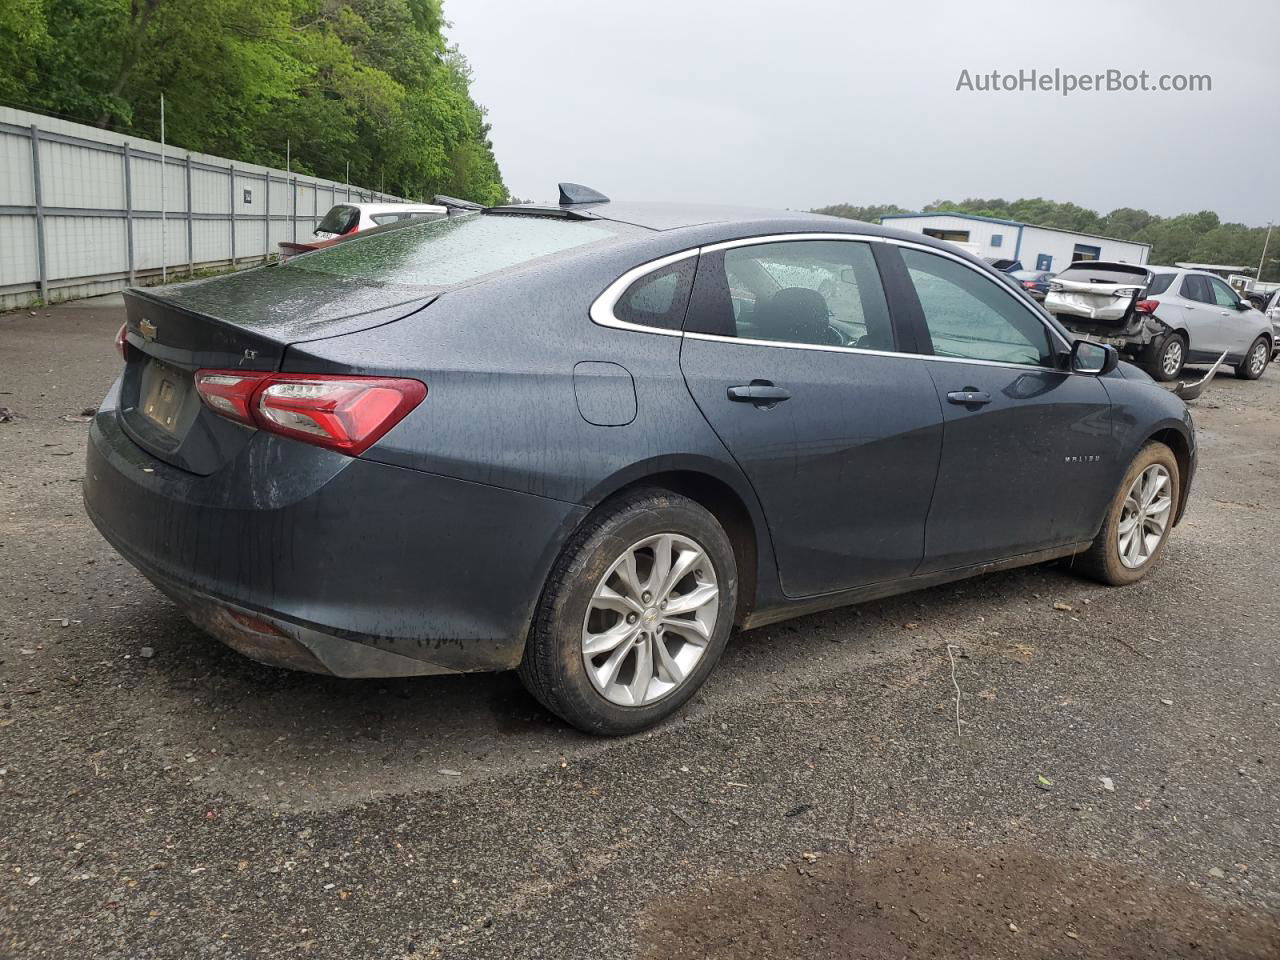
[138,318,157,341]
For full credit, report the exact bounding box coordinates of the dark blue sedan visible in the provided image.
[1010,269,1056,300]
[85,186,1195,734]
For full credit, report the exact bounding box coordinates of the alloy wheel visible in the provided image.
[1249,342,1267,377]
[1162,339,1184,377]
[1117,464,1173,569]
[581,533,719,707]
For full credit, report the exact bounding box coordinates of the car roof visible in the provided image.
[331,202,447,214]
[490,199,832,231]
[481,200,990,262]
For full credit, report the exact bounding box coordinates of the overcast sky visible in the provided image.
[447,0,1278,225]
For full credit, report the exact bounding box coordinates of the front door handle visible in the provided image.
[727,380,791,406]
[946,388,991,405]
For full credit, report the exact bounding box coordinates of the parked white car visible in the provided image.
[1044,262,1274,381]
[311,202,447,240]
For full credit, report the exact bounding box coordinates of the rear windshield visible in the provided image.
[317,205,360,234]
[288,213,620,287]
[1056,263,1150,285]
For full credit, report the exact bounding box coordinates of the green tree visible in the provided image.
[0,0,507,204]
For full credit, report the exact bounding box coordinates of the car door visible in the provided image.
[889,244,1117,572]
[679,237,943,598]
[1176,274,1226,357]
[1206,276,1255,355]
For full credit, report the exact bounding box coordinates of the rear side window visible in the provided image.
[614,259,696,330]
[1181,275,1213,303]
[685,240,895,351]
[902,248,1052,366]
[1145,274,1175,296]
[317,205,360,234]
[289,214,619,287]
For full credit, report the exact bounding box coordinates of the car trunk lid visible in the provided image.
[117,267,434,475]
[1045,262,1151,326]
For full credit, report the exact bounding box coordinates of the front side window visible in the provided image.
[901,248,1053,366]
[1208,277,1240,307]
[686,240,895,351]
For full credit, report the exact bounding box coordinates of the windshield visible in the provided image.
[288,213,620,287]
[316,205,360,235]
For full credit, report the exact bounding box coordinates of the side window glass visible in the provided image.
[686,240,895,351]
[1208,278,1239,307]
[1145,273,1175,296]
[614,258,695,330]
[1181,275,1211,303]
[901,248,1053,366]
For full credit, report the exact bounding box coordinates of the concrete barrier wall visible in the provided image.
[0,106,401,310]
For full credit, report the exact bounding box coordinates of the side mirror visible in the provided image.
[1071,339,1119,375]
[1235,299,1252,311]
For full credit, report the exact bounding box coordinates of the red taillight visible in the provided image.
[115,322,129,361]
[193,371,265,426]
[194,370,425,456]
[1135,299,1159,314]
[1022,281,1038,289]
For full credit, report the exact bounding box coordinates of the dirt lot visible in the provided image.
[2,297,1278,959]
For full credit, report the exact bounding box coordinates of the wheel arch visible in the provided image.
[578,457,777,625]
[1145,424,1193,525]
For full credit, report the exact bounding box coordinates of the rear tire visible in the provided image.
[1234,336,1270,380]
[1145,333,1186,381]
[518,489,737,735]
[1071,442,1180,586]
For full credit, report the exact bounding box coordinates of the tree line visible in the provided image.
[814,199,1277,281]
[0,0,507,205]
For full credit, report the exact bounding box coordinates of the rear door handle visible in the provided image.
[946,389,991,405]
[727,381,791,406]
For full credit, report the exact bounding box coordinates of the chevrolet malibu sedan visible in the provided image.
[85,186,1196,735]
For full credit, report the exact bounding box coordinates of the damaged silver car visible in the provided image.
[1045,262,1274,381]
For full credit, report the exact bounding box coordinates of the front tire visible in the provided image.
[1072,442,1180,586]
[1234,336,1270,380]
[1145,333,1186,381]
[518,489,737,735]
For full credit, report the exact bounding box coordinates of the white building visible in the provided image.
[879,212,1151,273]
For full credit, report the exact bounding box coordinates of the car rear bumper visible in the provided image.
[1048,301,1129,322]
[84,389,586,676]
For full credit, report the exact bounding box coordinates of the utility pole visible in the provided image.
[1258,221,1273,282]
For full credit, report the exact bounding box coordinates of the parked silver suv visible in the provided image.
[1267,289,1280,360]
[1045,262,1273,381]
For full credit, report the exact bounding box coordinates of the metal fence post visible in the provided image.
[291,176,297,243]
[185,154,193,274]
[263,173,270,261]
[228,163,236,266]
[123,142,136,284]
[29,125,49,302]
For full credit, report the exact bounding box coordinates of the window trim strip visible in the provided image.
[589,232,1075,364]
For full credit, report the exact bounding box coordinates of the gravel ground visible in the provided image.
[1,297,1277,959]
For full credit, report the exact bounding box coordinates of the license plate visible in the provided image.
[142,369,185,433]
